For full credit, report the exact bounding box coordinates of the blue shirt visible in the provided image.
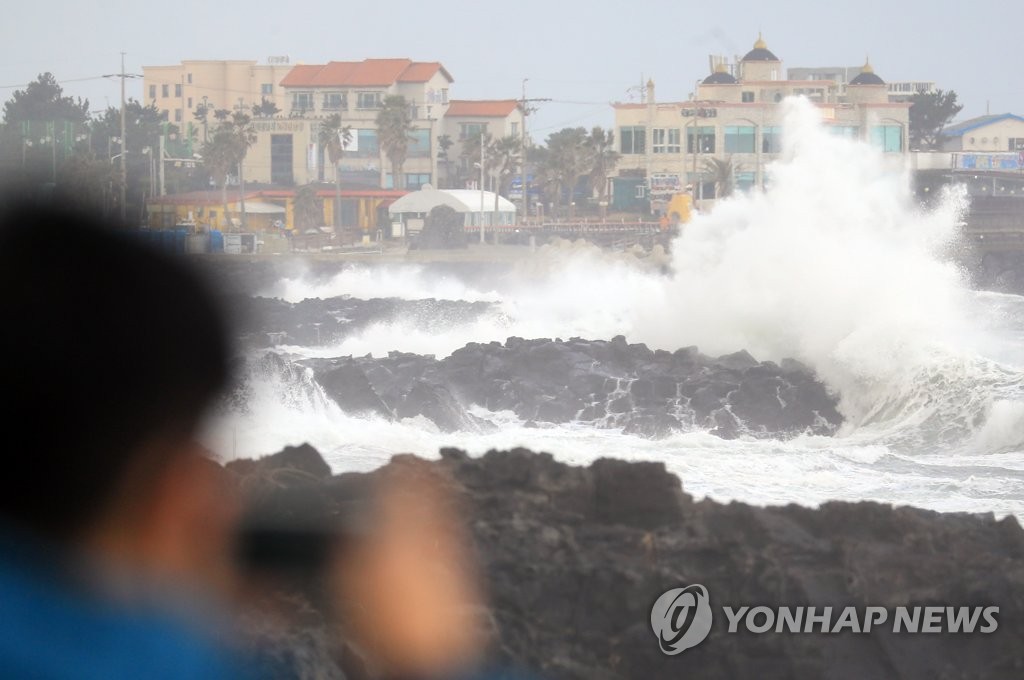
[0,531,254,680]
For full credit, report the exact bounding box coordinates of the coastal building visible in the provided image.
[610,36,910,212]
[142,58,295,128]
[939,113,1024,152]
[787,65,936,103]
[143,58,524,192]
[145,186,404,232]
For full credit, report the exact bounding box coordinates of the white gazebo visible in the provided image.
[388,185,516,231]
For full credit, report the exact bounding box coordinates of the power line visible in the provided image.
[0,75,111,89]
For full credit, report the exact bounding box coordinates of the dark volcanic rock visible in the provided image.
[237,445,1024,680]
[307,337,842,439]
[317,360,392,418]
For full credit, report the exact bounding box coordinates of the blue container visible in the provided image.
[209,229,224,253]
[159,230,175,252]
[173,228,188,254]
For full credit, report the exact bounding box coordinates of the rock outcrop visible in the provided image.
[231,446,1024,680]
[296,336,842,439]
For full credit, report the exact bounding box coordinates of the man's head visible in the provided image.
[0,202,232,563]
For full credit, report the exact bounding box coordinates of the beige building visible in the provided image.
[787,65,936,103]
[940,114,1024,152]
[612,36,910,210]
[442,100,524,188]
[142,58,294,130]
[143,57,526,191]
[273,59,453,188]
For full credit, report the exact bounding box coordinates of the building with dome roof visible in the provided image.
[610,36,910,213]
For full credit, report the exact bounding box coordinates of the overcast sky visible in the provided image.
[3,0,1021,138]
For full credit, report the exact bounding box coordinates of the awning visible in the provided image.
[242,201,286,214]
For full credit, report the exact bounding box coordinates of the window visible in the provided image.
[829,125,859,139]
[357,92,382,109]
[762,126,783,153]
[271,134,294,185]
[459,122,487,141]
[871,125,903,152]
[323,92,346,110]
[161,84,169,98]
[511,122,519,137]
[741,91,755,103]
[187,73,192,84]
[174,109,182,122]
[352,129,379,157]
[149,85,156,100]
[187,97,192,109]
[174,83,182,97]
[735,171,756,192]
[441,89,449,104]
[652,128,681,154]
[292,92,313,112]
[725,126,755,153]
[1009,138,1024,151]
[687,126,715,153]
[261,83,273,96]
[385,173,432,189]
[408,129,431,157]
[620,126,646,154]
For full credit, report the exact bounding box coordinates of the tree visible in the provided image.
[293,183,323,230]
[251,98,280,118]
[490,135,520,217]
[909,90,963,151]
[2,73,88,126]
[437,134,453,188]
[587,127,619,210]
[90,101,176,216]
[703,157,738,199]
[376,95,414,189]
[318,114,353,228]
[417,204,466,249]
[201,112,255,229]
[537,127,592,213]
[460,131,496,191]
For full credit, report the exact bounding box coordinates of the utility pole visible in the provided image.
[120,52,127,222]
[479,131,486,244]
[517,80,550,225]
[105,54,141,223]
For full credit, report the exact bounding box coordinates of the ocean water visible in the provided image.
[207,98,1024,518]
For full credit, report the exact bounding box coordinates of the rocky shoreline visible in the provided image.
[241,334,841,440]
[230,445,1024,680]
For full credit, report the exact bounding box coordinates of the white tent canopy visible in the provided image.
[389,187,516,227]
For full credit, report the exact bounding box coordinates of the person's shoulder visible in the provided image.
[0,548,253,679]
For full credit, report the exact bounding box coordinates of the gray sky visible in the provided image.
[3,0,1021,138]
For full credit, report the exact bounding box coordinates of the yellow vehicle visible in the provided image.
[664,191,694,226]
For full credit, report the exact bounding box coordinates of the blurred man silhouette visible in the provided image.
[0,201,503,680]
[0,201,253,678]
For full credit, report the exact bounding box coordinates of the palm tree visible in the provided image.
[318,114,353,228]
[538,127,592,214]
[703,157,738,199]
[436,134,453,188]
[293,183,323,230]
[201,112,255,230]
[587,127,619,215]
[376,95,414,190]
[490,135,521,218]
